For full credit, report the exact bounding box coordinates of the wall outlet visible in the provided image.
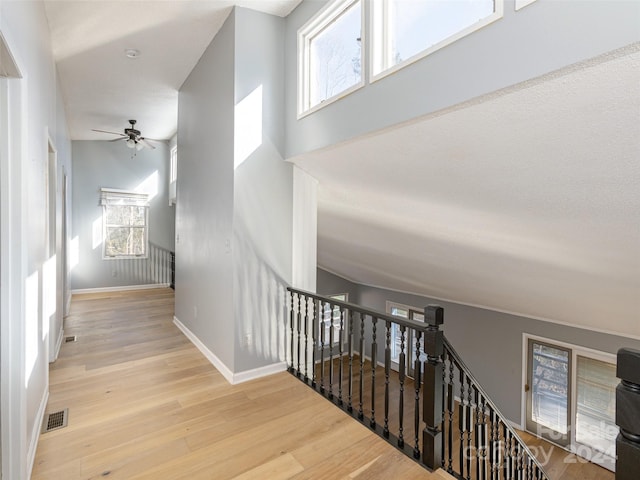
[193,306,198,319]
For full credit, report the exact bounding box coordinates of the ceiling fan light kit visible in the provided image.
[91,119,158,150]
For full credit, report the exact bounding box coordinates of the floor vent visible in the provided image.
[42,409,68,433]
[65,335,77,343]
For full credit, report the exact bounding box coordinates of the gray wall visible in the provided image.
[285,0,640,158]
[176,8,296,375]
[71,140,175,290]
[176,10,236,369]
[318,268,640,424]
[233,7,292,372]
[317,267,358,301]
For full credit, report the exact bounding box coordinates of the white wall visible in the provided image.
[232,7,292,372]
[176,7,316,380]
[0,1,72,477]
[70,140,175,290]
[176,10,237,370]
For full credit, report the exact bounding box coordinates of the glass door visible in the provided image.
[574,355,617,470]
[526,339,571,447]
[388,304,424,378]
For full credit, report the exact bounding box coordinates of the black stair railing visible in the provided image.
[442,337,549,479]
[615,348,640,480]
[286,287,550,480]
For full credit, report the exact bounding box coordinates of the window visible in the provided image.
[100,188,149,259]
[298,0,364,116]
[371,0,502,79]
[169,145,177,205]
[387,302,425,378]
[320,293,348,347]
[524,335,617,471]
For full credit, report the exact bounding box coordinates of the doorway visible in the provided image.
[387,302,425,378]
[524,335,617,471]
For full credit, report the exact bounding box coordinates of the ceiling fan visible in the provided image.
[92,120,159,150]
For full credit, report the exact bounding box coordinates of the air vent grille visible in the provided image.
[42,409,68,433]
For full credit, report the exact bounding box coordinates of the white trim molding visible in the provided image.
[27,390,49,479]
[71,284,170,295]
[173,316,286,385]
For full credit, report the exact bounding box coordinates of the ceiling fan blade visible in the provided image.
[108,137,126,142]
[138,138,156,150]
[92,129,126,137]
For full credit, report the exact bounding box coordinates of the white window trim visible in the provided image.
[521,333,617,471]
[297,0,366,119]
[100,188,149,260]
[369,0,504,83]
[169,145,177,206]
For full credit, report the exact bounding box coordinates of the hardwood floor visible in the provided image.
[32,288,438,480]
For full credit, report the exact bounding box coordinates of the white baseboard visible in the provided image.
[233,361,287,384]
[173,315,286,385]
[71,283,170,295]
[51,327,64,362]
[27,389,49,479]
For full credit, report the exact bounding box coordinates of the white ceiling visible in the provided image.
[292,46,640,338]
[44,0,301,140]
[44,2,639,337]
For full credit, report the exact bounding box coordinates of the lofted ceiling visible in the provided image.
[44,0,301,140]
[292,45,640,338]
[44,2,639,338]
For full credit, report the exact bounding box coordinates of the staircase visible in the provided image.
[286,287,549,480]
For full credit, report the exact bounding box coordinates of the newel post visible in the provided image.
[422,305,444,470]
[616,348,640,480]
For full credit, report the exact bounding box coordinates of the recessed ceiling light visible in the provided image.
[125,49,141,59]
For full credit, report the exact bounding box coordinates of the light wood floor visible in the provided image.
[32,288,439,480]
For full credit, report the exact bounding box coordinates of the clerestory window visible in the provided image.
[298,0,364,117]
[370,0,502,80]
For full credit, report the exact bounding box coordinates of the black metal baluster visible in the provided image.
[347,310,354,412]
[296,294,301,377]
[398,325,406,448]
[503,424,511,480]
[328,303,334,399]
[479,394,487,480]
[358,314,365,420]
[303,296,309,381]
[413,330,422,459]
[338,307,344,406]
[465,377,473,480]
[383,321,391,438]
[288,292,295,373]
[488,408,496,480]
[458,367,465,477]
[370,317,377,428]
[441,350,446,468]
[475,385,482,480]
[517,435,523,480]
[311,300,317,388]
[447,353,454,473]
[320,301,326,393]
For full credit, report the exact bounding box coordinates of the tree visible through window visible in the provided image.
[299,0,363,115]
[100,188,149,258]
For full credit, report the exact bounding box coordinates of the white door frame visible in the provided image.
[0,28,28,480]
